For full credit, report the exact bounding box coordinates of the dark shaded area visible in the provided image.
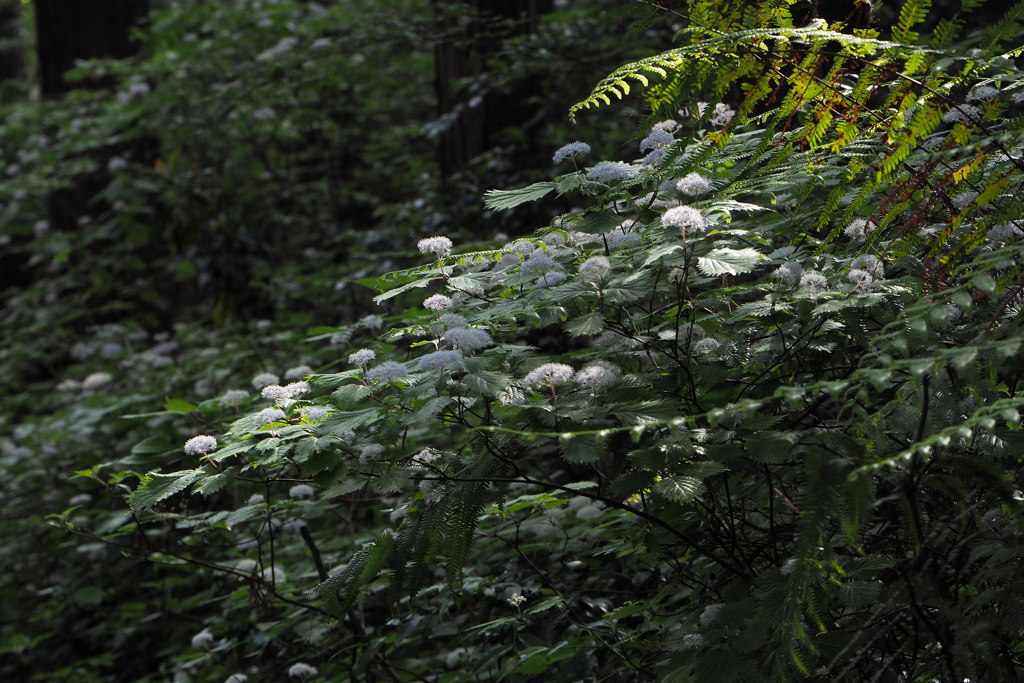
[35,0,149,95]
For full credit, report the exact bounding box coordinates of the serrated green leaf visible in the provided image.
[655,476,705,504]
[697,248,762,276]
[565,311,605,337]
[164,397,197,414]
[483,182,557,211]
[128,469,205,511]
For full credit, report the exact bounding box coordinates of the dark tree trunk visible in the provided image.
[0,0,22,82]
[433,0,552,177]
[34,0,149,96]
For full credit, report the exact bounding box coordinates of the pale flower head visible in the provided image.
[662,206,706,235]
[288,663,319,681]
[573,361,620,390]
[524,363,575,389]
[284,365,313,380]
[191,628,215,650]
[417,236,453,258]
[675,173,712,196]
[252,372,280,390]
[184,435,217,456]
[424,294,453,311]
[364,361,409,383]
[443,327,492,352]
[348,349,375,368]
[220,389,248,407]
[578,256,610,280]
[288,484,315,500]
[552,141,591,164]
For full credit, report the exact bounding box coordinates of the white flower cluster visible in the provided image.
[639,129,674,153]
[191,628,214,650]
[850,254,884,280]
[254,407,286,427]
[800,271,829,298]
[552,141,591,164]
[348,349,375,367]
[968,85,999,102]
[605,226,641,250]
[642,148,668,167]
[987,223,1024,244]
[709,103,735,126]
[288,663,319,680]
[261,382,309,400]
[524,363,575,388]
[365,361,409,383]
[251,372,280,389]
[184,435,217,456]
[662,206,706,234]
[578,255,610,280]
[360,444,384,463]
[418,350,465,372]
[651,119,679,132]
[417,235,453,258]
[288,484,315,500]
[284,365,313,380]
[773,262,804,287]
[443,327,492,352]
[424,294,453,311]
[431,313,467,335]
[675,172,712,196]
[942,104,980,124]
[698,603,723,627]
[537,272,568,287]
[586,162,632,183]
[844,218,876,239]
[301,407,330,422]
[220,389,248,407]
[412,448,441,466]
[573,361,620,390]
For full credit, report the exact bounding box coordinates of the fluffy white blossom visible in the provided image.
[773,262,804,287]
[82,372,113,390]
[252,372,280,390]
[289,484,315,500]
[365,361,409,383]
[844,218,875,239]
[288,663,319,680]
[523,250,561,275]
[235,559,258,575]
[552,141,591,164]
[247,495,265,506]
[642,148,668,167]
[361,444,384,462]
[359,314,384,331]
[424,294,453,311]
[412,448,441,466]
[987,223,1024,243]
[254,408,286,427]
[301,407,330,422]
[593,330,625,350]
[579,256,611,280]
[220,389,248,407]
[348,349,375,367]
[538,272,568,287]
[800,271,829,298]
[699,604,723,627]
[681,634,705,650]
[942,104,980,124]
[651,119,679,132]
[261,382,308,400]
[417,236,453,258]
[639,129,674,152]
[573,361,620,390]
[662,206,706,234]
[709,103,735,126]
[605,227,642,250]
[586,162,632,183]
[847,269,874,290]
[851,254,884,280]
[418,350,465,372]
[524,363,575,388]
[675,173,712,196]
[284,365,313,380]
[191,628,214,650]
[431,313,468,335]
[692,338,721,355]
[443,327,492,352]
[968,85,999,102]
[184,435,217,456]
[224,674,248,683]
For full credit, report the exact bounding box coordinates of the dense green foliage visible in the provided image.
[5,0,1024,682]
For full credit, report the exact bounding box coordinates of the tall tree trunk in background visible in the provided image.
[0,0,22,82]
[35,0,149,96]
[433,0,552,178]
